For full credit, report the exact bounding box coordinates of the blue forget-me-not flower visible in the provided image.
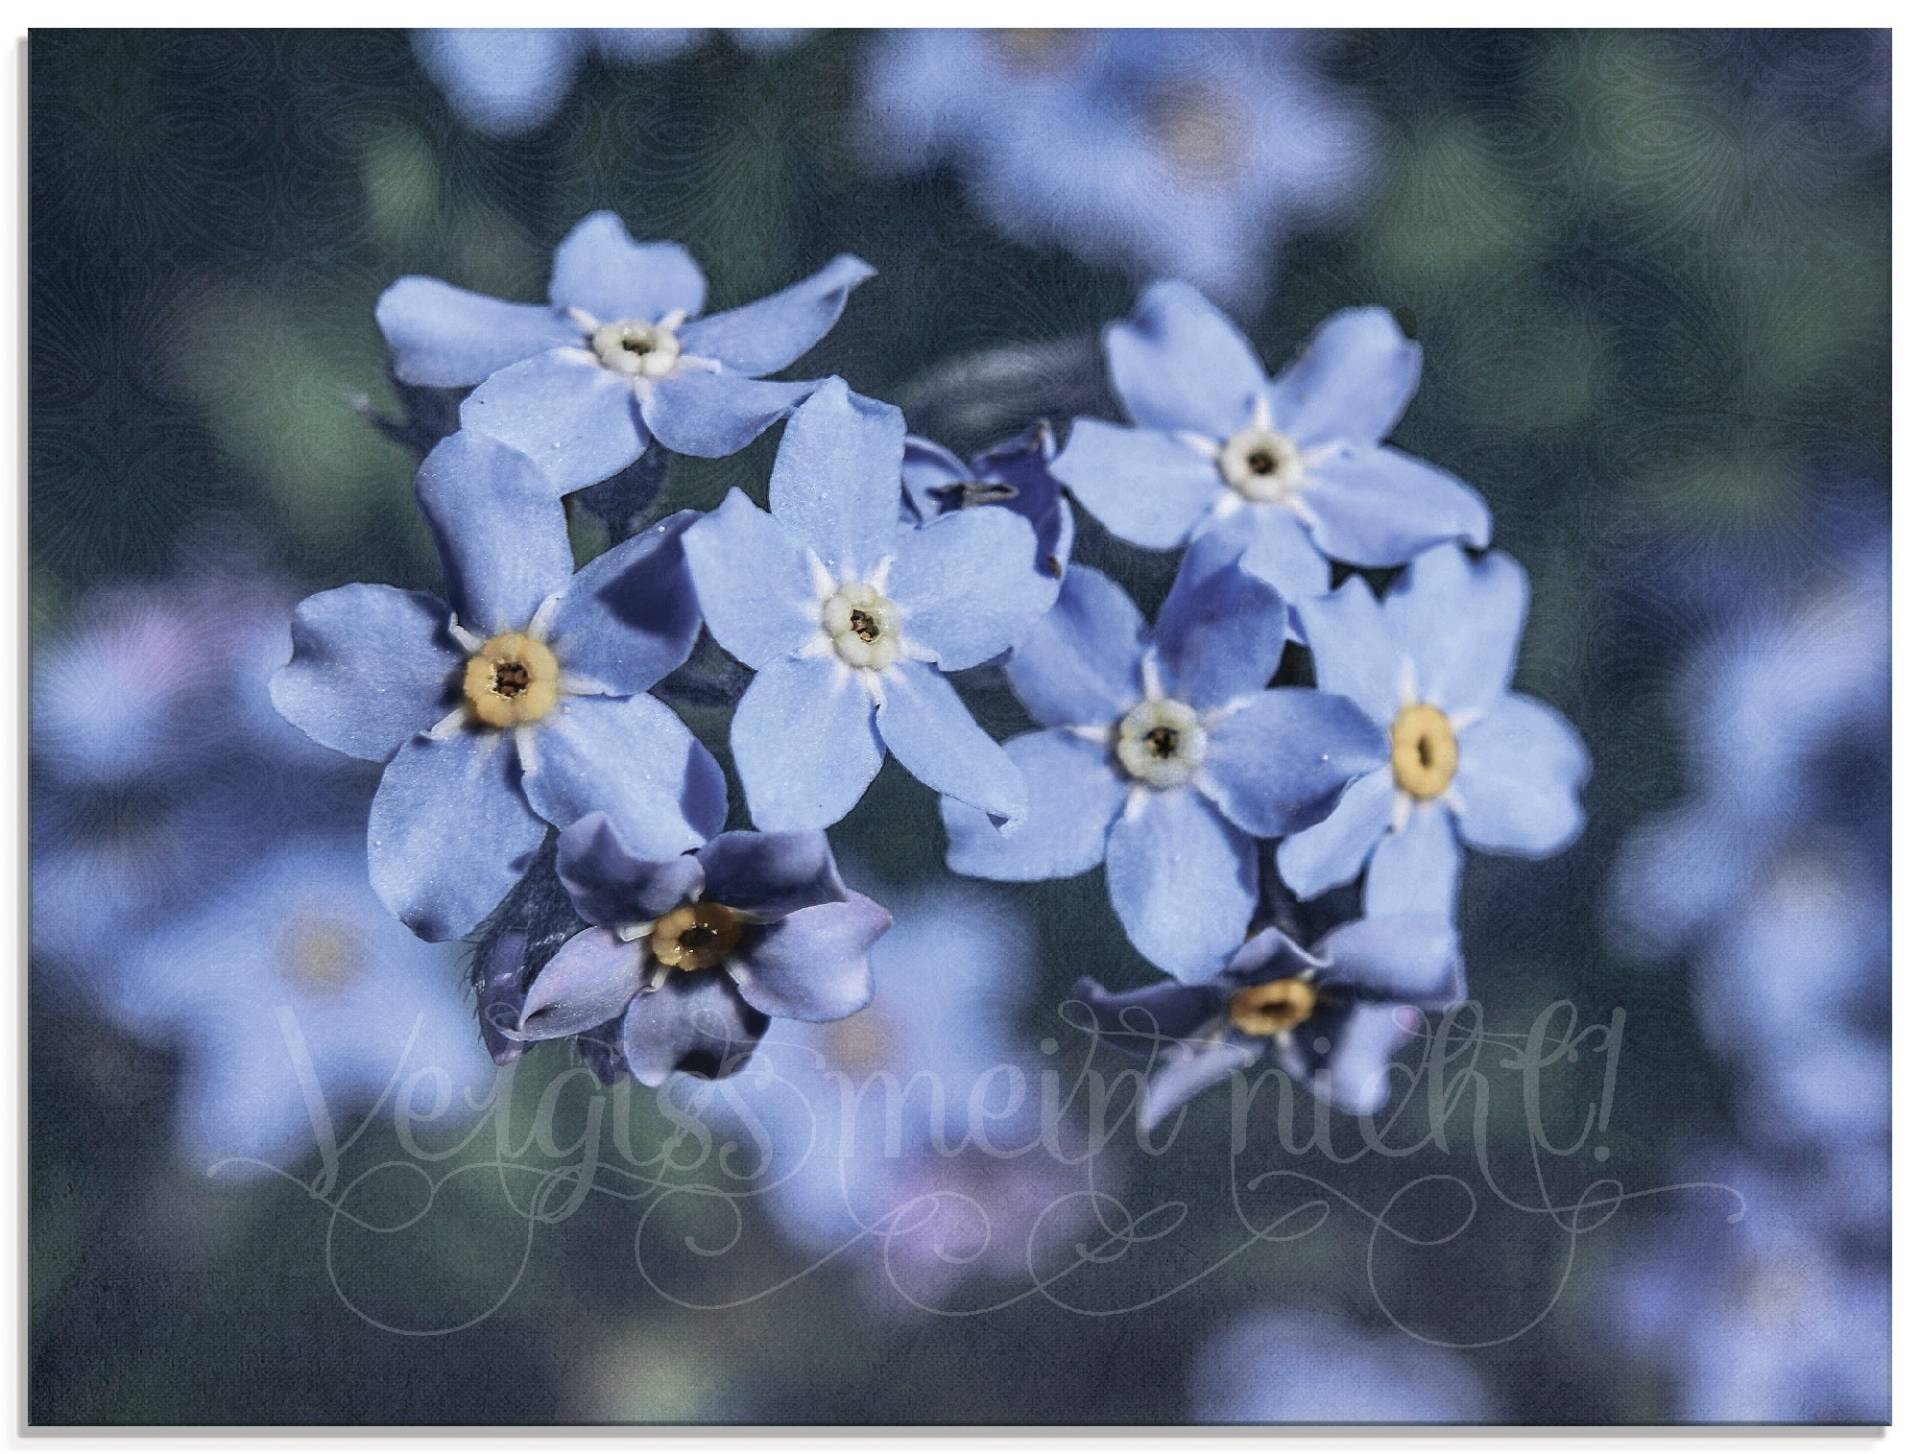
[510,812,889,1085]
[1278,545,1590,919]
[1053,281,1490,604]
[1075,914,1462,1129]
[378,210,873,492]
[943,536,1384,982]
[685,380,1053,831]
[272,430,723,942]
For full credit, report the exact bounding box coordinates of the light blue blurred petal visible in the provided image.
[1106,789,1256,983]
[1274,766,1396,899]
[547,211,706,322]
[942,729,1126,881]
[1316,914,1463,1005]
[271,585,459,762]
[1452,694,1590,856]
[1382,546,1529,715]
[1302,445,1491,567]
[1362,800,1461,919]
[1106,279,1265,438]
[1294,577,1400,725]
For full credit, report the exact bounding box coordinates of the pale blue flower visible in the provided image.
[1053,280,1491,604]
[272,431,722,942]
[861,30,1377,307]
[944,536,1385,982]
[378,210,872,492]
[1277,545,1590,920]
[100,836,493,1176]
[684,380,1053,831]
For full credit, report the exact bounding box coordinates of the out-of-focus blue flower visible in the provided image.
[943,537,1384,982]
[1607,1159,1888,1423]
[1190,1305,1497,1422]
[101,836,494,1175]
[413,29,806,136]
[1076,915,1461,1129]
[378,210,872,491]
[1610,542,1888,1150]
[902,420,1073,600]
[861,30,1377,308]
[685,380,1052,831]
[1053,282,1490,604]
[683,883,1094,1310]
[510,812,889,1085]
[272,431,723,942]
[1277,545,1590,920]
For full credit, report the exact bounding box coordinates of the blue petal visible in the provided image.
[376,278,581,389]
[767,379,905,580]
[678,254,875,376]
[368,730,547,941]
[1197,688,1389,838]
[875,660,1026,822]
[1053,418,1220,550]
[942,729,1126,881]
[1004,565,1146,729]
[546,509,702,694]
[415,430,577,633]
[1072,975,1229,1060]
[1294,577,1400,726]
[900,436,970,523]
[1382,546,1529,716]
[639,371,814,457]
[619,974,766,1086]
[1452,694,1590,856]
[683,490,819,668]
[1210,507,1333,608]
[521,693,726,858]
[1222,925,1326,986]
[1141,1038,1262,1133]
[516,928,644,1041]
[1149,531,1289,710]
[1105,280,1265,438]
[1105,789,1256,984]
[732,653,883,831]
[458,348,647,495]
[1302,445,1492,567]
[556,811,704,926]
[413,28,581,136]
[1281,1003,1413,1115]
[732,893,889,1022]
[271,585,459,762]
[697,830,847,918]
[1315,914,1464,1006]
[890,507,1052,670]
[1362,800,1461,919]
[1275,766,1396,900]
[1267,307,1421,447]
[547,211,706,323]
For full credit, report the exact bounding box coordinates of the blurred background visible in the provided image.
[29,28,1889,1424]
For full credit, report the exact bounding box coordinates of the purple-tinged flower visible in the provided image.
[1053,282,1490,604]
[1278,545,1590,920]
[685,380,1053,831]
[511,813,889,1085]
[943,538,1384,982]
[414,29,805,137]
[101,836,493,1175]
[902,420,1074,600]
[1190,1305,1496,1423]
[1607,1158,1888,1423]
[272,431,723,942]
[377,211,873,492]
[1075,915,1461,1129]
[860,30,1377,308]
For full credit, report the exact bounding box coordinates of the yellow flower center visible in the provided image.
[1228,977,1318,1037]
[276,915,365,994]
[461,632,561,729]
[648,902,743,973]
[1390,703,1458,800]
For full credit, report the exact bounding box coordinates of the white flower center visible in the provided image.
[1218,425,1304,503]
[821,581,903,671]
[1116,698,1207,788]
[591,319,682,379]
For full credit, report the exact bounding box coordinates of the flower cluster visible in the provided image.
[274,209,1588,1109]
